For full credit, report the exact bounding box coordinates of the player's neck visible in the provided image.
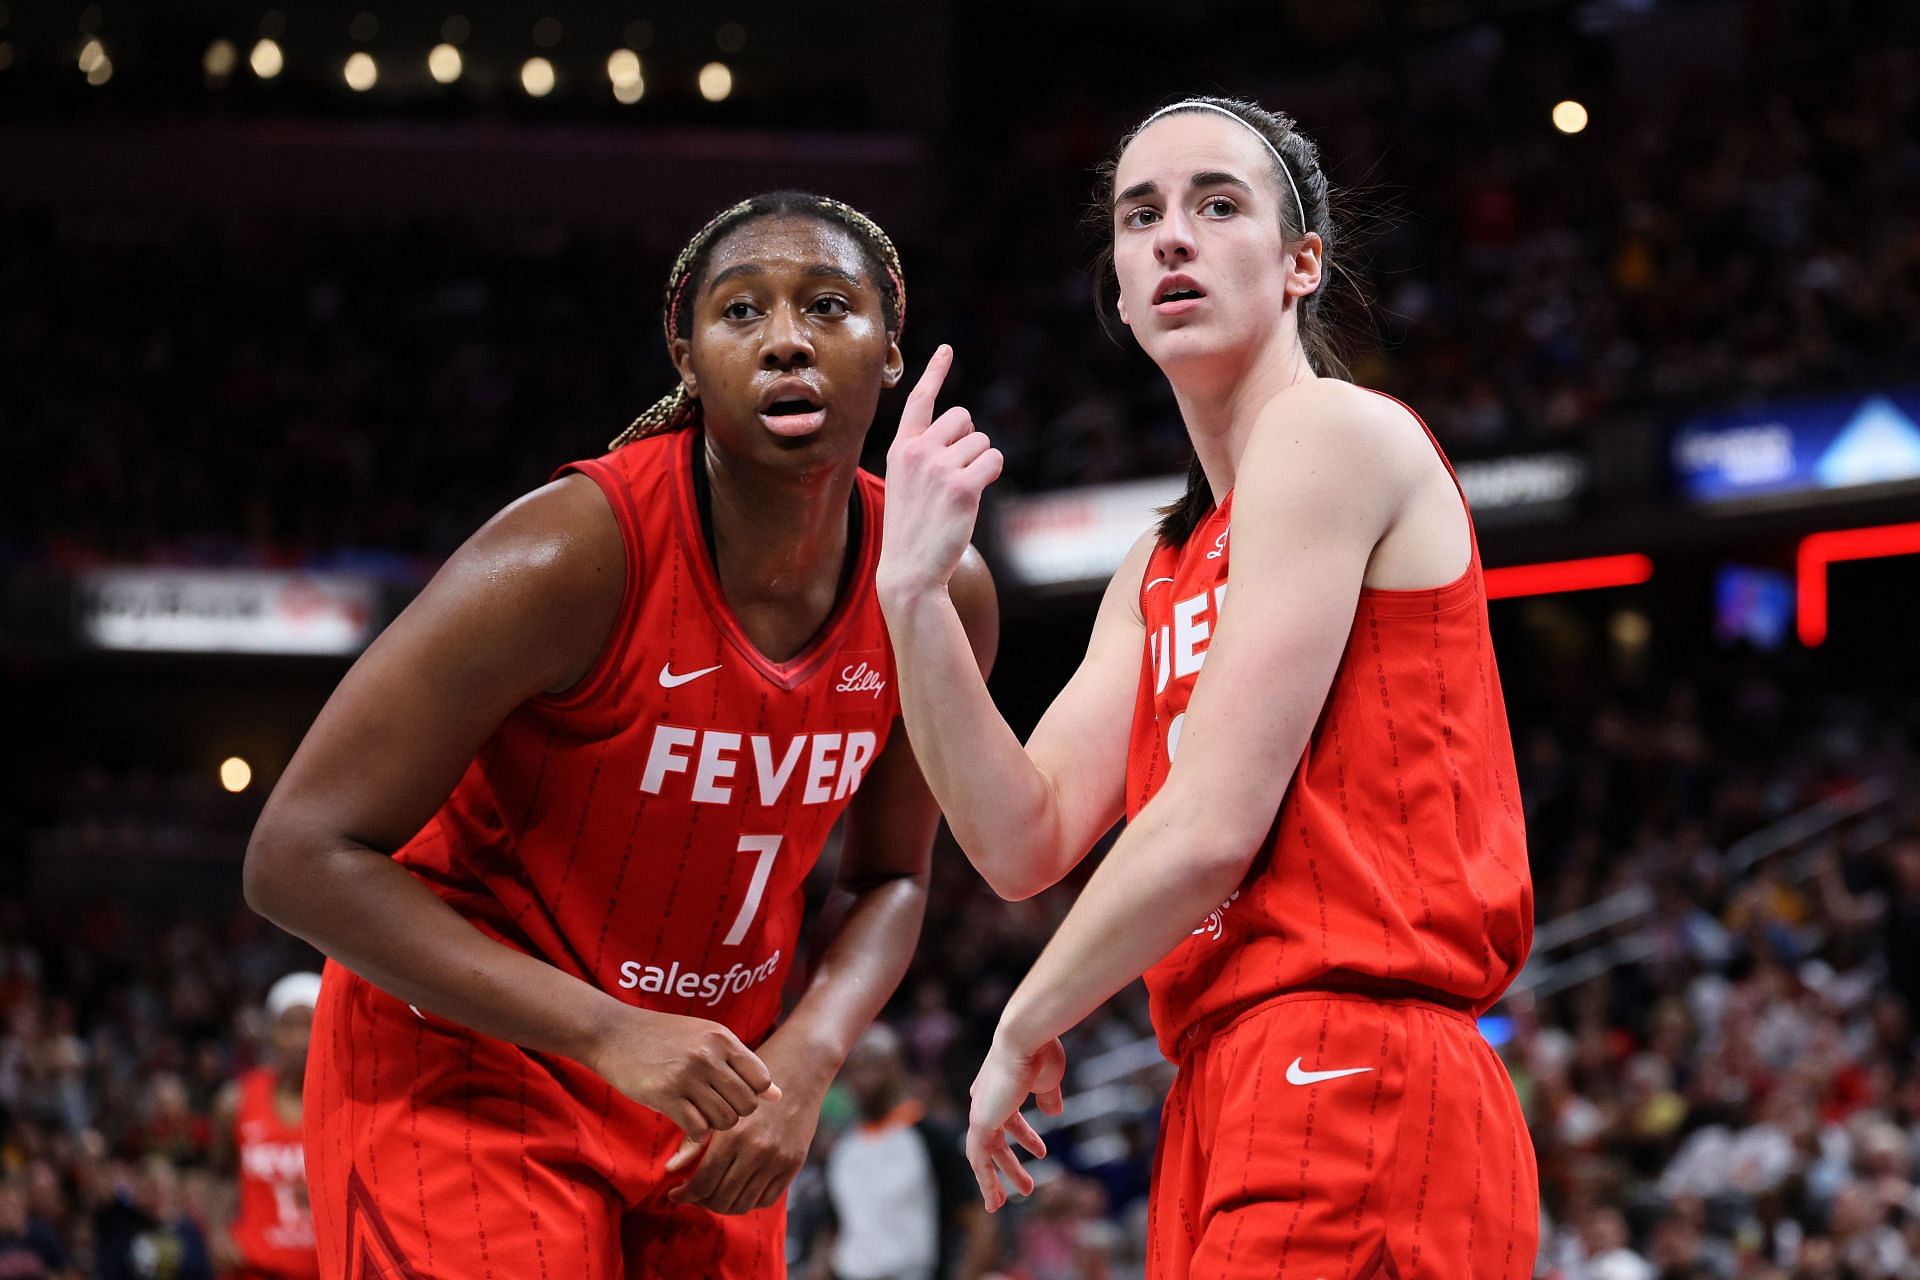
[697,438,861,654]
[1171,338,1315,501]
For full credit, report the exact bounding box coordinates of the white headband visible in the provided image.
[1137,101,1308,230]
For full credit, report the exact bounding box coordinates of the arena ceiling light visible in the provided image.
[1483,553,1653,600]
[250,37,284,80]
[428,42,462,84]
[78,37,112,85]
[204,38,238,83]
[1552,100,1589,134]
[221,757,254,794]
[521,55,555,97]
[607,47,643,102]
[698,61,732,102]
[344,50,377,92]
[1795,520,1920,646]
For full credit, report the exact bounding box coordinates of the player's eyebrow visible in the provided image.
[803,263,862,286]
[707,262,766,291]
[1116,171,1255,207]
[1190,170,1255,196]
[707,262,862,291]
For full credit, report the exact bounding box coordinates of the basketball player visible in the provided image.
[876,99,1538,1277]
[245,192,995,1278]
[213,972,321,1280]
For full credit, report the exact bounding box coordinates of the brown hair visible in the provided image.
[609,191,906,449]
[1089,97,1354,545]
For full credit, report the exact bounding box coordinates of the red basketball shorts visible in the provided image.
[304,964,785,1280]
[1146,991,1538,1280]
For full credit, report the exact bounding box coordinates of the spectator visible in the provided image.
[92,1158,213,1280]
[810,1024,994,1280]
[0,1175,71,1279]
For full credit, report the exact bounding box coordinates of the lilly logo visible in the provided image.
[835,661,887,698]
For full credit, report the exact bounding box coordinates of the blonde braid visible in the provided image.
[609,193,907,450]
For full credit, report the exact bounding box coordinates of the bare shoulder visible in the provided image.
[1243,380,1432,505]
[418,472,626,635]
[390,470,626,698]
[460,472,621,586]
[1255,379,1424,456]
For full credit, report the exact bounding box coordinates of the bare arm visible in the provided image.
[245,474,777,1141]
[953,1201,1000,1280]
[209,1082,240,1176]
[963,386,1420,1209]
[208,1085,241,1270]
[668,550,1001,1214]
[878,346,1141,899]
[775,551,998,1084]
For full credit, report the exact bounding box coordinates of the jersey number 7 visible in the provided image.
[722,835,782,947]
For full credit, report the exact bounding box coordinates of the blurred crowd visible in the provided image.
[1506,648,1920,1279]
[5,2,1920,1277]
[5,12,1918,568]
[0,901,312,1278]
[4,647,1914,1278]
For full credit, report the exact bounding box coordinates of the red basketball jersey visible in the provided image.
[394,429,899,1046]
[230,1066,319,1277]
[1126,395,1533,1056]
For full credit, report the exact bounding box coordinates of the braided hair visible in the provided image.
[610,191,906,449]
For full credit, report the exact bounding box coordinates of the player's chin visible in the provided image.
[1141,323,1225,367]
[1144,318,1236,362]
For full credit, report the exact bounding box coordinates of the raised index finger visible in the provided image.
[896,344,954,441]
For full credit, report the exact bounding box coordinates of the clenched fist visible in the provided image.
[583,1007,781,1144]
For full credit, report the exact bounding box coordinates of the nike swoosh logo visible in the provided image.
[1144,576,1176,590]
[1285,1057,1373,1086]
[658,662,723,689]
